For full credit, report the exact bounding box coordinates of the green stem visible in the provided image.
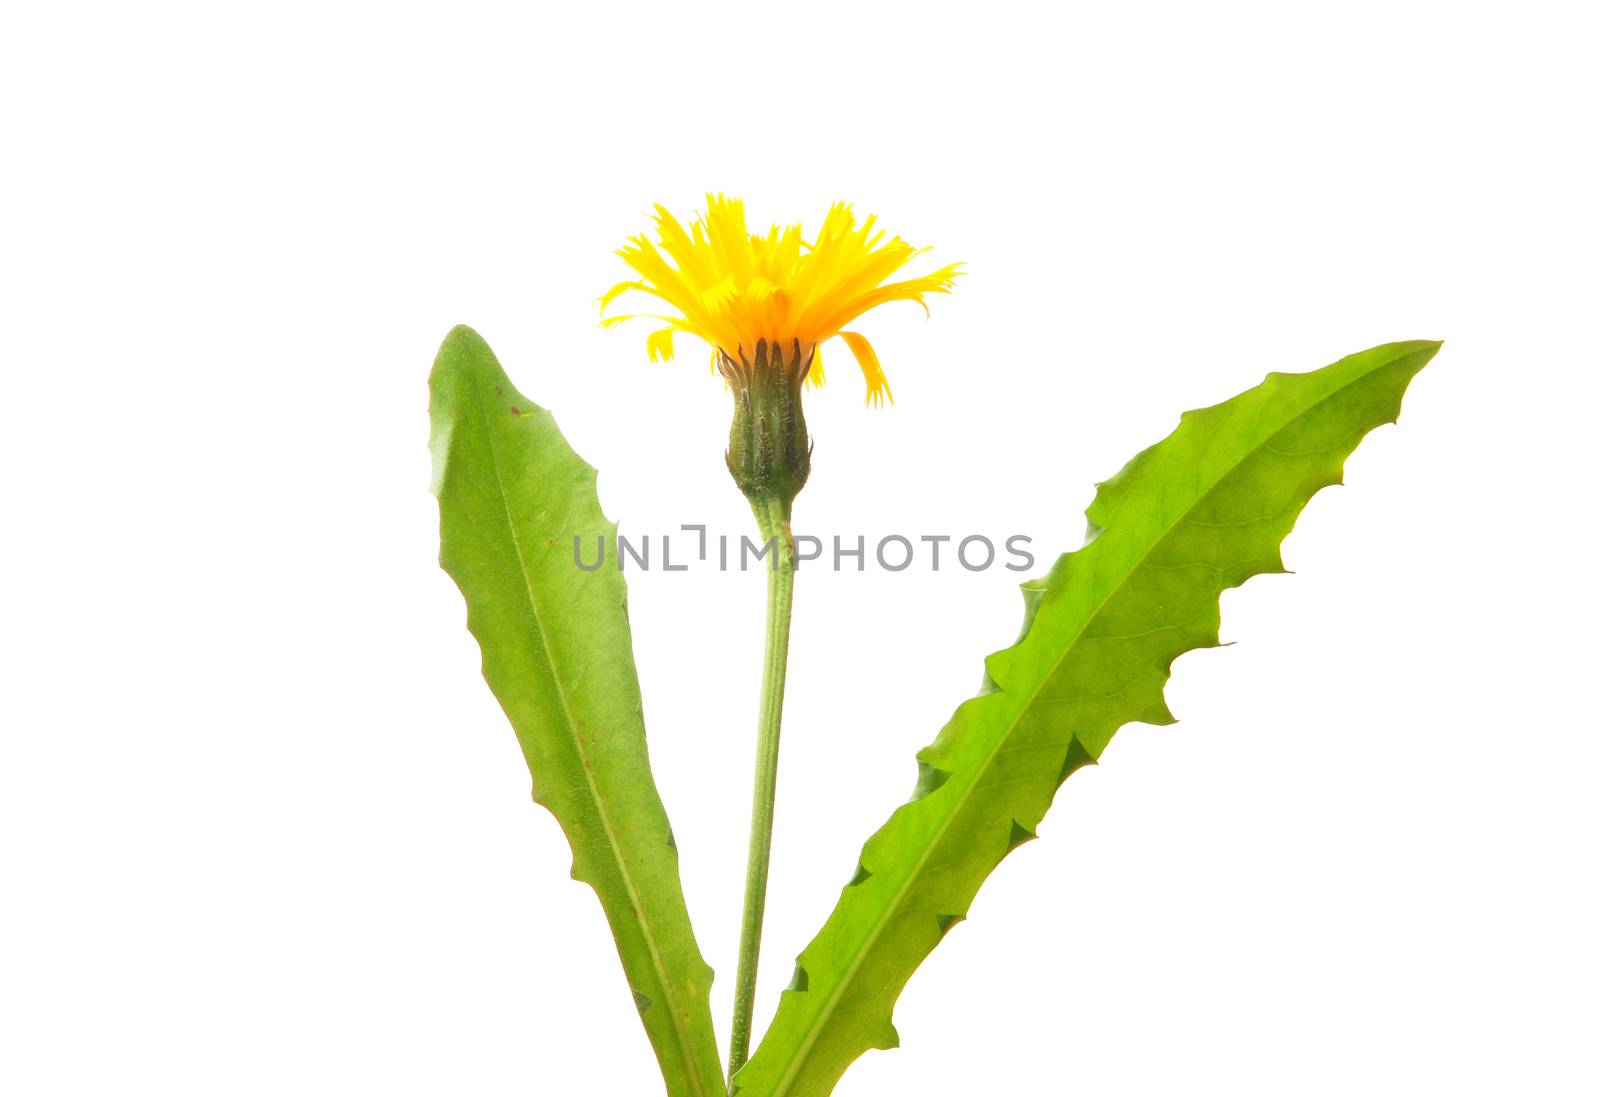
[727,495,796,1085]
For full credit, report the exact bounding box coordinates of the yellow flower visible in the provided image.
[600,195,960,406]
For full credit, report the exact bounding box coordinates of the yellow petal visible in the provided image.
[837,331,893,406]
[646,328,676,363]
[597,280,646,313]
[807,345,827,388]
[600,197,959,392]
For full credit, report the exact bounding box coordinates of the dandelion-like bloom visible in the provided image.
[601,195,960,408]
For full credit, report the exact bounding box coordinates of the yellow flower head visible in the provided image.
[600,195,960,406]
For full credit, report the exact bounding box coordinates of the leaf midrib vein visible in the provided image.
[466,380,712,1097]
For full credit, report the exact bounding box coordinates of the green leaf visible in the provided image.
[429,326,723,1097]
[735,340,1441,1097]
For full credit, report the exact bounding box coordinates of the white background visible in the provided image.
[3,2,1597,1094]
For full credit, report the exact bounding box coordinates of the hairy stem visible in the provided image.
[727,495,796,1084]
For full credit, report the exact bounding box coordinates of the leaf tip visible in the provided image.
[431,324,495,383]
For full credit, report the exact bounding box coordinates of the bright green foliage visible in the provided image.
[429,327,723,1097]
[734,340,1441,1097]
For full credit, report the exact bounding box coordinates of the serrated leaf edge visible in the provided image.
[740,341,1439,1097]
